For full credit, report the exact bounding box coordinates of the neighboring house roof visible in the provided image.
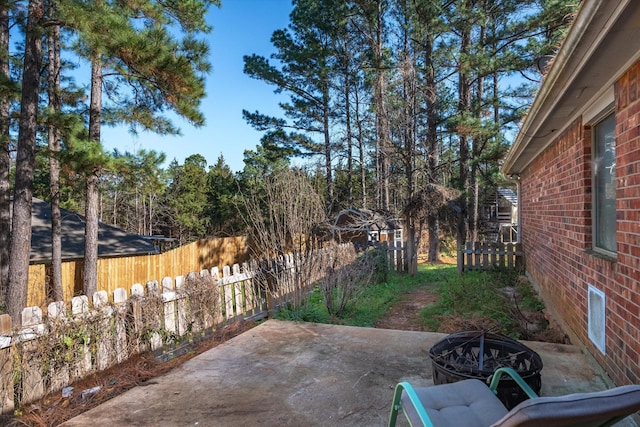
[30,198,157,263]
[503,1,640,175]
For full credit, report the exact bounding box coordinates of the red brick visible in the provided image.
[521,62,640,388]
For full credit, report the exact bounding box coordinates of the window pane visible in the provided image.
[594,113,616,253]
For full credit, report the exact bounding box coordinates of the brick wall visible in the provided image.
[520,60,640,387]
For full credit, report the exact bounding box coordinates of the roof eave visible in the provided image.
[503,0,634,175]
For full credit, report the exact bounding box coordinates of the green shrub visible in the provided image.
[361,245,390,283]
[276,288,330,323]
[276,263,454,327]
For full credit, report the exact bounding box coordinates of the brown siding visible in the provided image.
[521,60,640,386]
[27,236,249,307]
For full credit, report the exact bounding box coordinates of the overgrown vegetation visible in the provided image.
[278,262,553,341]
[242,169,330,312]
[420,269,546,339]
[277,261,454,327]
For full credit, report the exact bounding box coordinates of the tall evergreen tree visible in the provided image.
[413,0,445,262]
[47,0,64,301]
[57,0,217,296]
[243,0,350,212]
[206,155,244,236]
[0,0,14,303]
[163,155,209,243]
[83,54,103,298]
[7,0,44,323]
[349,0,392,211]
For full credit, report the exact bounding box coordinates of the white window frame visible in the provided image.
[590,108,616,257]
[582,86,617,260]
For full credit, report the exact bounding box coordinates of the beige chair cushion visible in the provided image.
[492,385,640,427]
[402,379,508,427]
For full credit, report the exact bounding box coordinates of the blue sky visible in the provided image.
[101,0,293,173]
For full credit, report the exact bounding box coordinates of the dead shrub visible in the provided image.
[318,244,371,317]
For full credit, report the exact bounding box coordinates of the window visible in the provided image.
[593,113,616,254]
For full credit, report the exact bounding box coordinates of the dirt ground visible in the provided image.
[374,286,439,331]
[373,284,566,342]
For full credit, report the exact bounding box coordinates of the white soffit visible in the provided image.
[503,0,640,175]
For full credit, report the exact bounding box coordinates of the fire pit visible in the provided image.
[429,330,543,409]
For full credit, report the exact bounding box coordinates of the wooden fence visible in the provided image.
[457,242,524,272]
[27,236,249,307]
[384,241,405,273]
[0,243,356,415]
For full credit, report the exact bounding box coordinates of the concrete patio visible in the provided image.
[62,320,637,426]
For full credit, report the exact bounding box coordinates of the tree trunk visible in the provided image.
[401,13,417,276]
[373,0,390,211]
[0,1,11,303]
[7,0,43,322]
[457,19,471,256]
[355,87,367,209]
[48,4,63,302]
[83,56,103,298]
[149,194,153,235]
[422,30,440,262]
[344,63,353,206]
[322,82,333,212]
[469,22,486,244]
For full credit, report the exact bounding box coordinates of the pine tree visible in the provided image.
[56,0,217,296]
[7,0,44,322]
[47,0,64,301]
[206,155,243,236]
[243,0,350,212]
[164,155,209,244]
[349,0,392,212]
[413,0,444,262]
[0,0,14,303]
[83,54,103,298]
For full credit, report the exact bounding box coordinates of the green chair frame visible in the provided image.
[388,367,536,427]
[389,367,640,427]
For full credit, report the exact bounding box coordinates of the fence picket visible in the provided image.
[490,244,497,266]
[0,243,358,410]
[458,242,523,272]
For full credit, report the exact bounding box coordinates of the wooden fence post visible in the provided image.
[19,307,45,404]
[0,314,13,416]
[162,277,177,336]
[146,280,163,351]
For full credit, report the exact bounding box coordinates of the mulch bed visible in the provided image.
[8,320,256,427]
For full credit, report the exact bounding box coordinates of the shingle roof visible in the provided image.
[29,198,157,263]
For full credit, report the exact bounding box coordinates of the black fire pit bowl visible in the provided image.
[428,330,543,409]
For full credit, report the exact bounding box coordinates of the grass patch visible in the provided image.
[419,269,543,338]
[276,263,456,327]
[277,261,553,341]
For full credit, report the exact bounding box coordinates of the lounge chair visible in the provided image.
[388,367,640,427]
